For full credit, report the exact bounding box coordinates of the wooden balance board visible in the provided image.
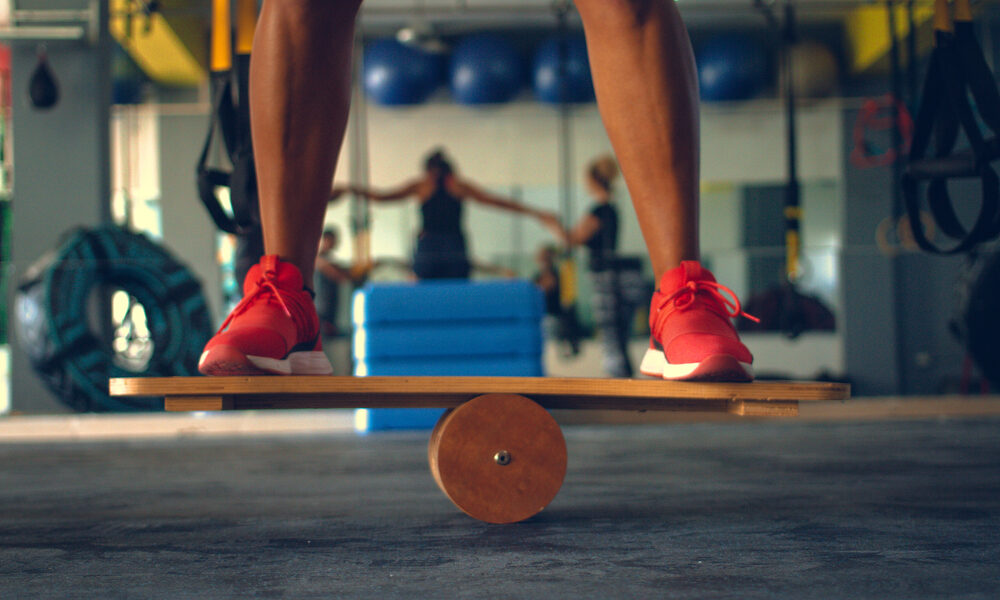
[109,376,849,524]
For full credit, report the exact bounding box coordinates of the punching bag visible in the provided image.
[29,47,59,110]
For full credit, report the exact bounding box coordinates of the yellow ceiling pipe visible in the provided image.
[236,0,257,56]
[211,0,232,72]
[110,0,207,87]
[209,0,255,74]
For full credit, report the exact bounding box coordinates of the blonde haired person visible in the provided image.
[545,155,645,377]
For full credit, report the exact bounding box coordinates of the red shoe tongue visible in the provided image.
[273,260,304,290]
[659,260,717,293]
[243,255,304,295]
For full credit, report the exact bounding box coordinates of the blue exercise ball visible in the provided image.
[532,34,594,104]
[695,34,768,102]
[450,34,524,105]
[363,38,445,106]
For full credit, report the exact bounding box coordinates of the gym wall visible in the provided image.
[8,0,112,414]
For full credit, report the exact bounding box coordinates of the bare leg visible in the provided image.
[251,0,362,283]
[575,0,753,382]
[574,0,699,280]
[200,0,360,376]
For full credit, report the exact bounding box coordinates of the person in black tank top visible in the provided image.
[339,148,557,280]
[412,154,468,278]
[585,202,618,271]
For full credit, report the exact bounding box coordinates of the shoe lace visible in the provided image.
[657,280,760,326]
[215,268,311,336]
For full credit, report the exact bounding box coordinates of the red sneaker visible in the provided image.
[199,255,333,376]
[639,261,756,382]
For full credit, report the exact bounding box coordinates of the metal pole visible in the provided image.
[349,30,372,271]
[783,0,802,283]
[555,1,573,233]
[14,10,94,22]
[889,0,904,221]
[0,27,85,41]
[0,0,100,43]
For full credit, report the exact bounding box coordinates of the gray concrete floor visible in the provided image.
[2,417,999,598]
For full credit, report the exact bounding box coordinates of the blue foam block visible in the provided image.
[355,354,543,377]
[353,279,543,325]
[353,321,542,360]
[354,408,446,433]
[352,352,542,431]
[352,279,544,432]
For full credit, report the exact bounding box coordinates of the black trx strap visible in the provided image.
[196,0,259,232]
[195,67,246,234]
[196,0,262,287]
[902,0,1000,254]
[781,1,802,283]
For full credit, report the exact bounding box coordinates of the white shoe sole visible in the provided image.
[248,351,334,375]
[200,345,333,376]
[639,348,754,382]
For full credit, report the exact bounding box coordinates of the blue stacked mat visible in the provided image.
[352,279,544,431]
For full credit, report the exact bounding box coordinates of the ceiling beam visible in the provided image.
[109,0,207,87]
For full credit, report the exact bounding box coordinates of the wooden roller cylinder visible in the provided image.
[428,393,567,524]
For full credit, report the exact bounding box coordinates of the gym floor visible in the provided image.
[2,402,999,598]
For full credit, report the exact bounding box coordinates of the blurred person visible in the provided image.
[337,148,556,280]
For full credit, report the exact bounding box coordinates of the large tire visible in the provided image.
[14,226,213,411]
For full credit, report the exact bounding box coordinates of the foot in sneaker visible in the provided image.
[639,261,757,382]
[199,255,333,376]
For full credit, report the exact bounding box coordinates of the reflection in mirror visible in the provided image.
[701,179,844,380]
